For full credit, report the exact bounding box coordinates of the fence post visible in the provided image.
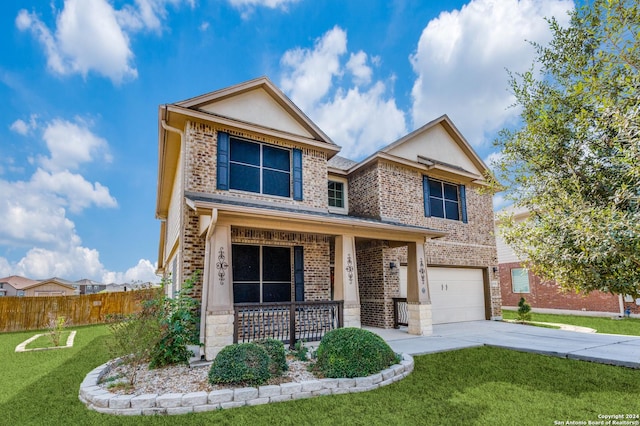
[233,308,239,343]
[337,301,344,329]
[289,301,296,350]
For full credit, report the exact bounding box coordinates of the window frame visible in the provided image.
[229,136,292,198]
[423,176,468,222]
[232,244,293,303]
[511,268,530,293]
[327,176,348,214]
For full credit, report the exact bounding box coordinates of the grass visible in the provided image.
[2,324,640,425]
[502,310,640,336]
[24,331,72,350]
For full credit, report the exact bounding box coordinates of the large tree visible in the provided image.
[494,0,640,297]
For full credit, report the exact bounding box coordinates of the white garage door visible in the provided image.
[428,267,486,324]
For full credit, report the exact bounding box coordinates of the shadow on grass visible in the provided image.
[3,341,640,426]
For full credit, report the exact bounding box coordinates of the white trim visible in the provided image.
[328,175,348,215]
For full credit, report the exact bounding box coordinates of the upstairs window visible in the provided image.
[328,177,348,214]
[328,181,344,208]
[423,177,467,222]
[229,137,291,197]
[218,132,303,200]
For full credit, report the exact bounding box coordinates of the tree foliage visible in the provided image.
[494,0,640,296]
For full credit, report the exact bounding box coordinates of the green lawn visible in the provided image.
[502,310,640,335]
[2,325,640,425]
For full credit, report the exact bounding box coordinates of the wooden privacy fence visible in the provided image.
[0,289,158,332]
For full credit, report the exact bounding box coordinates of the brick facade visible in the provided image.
[499,261,622,314]
[160,81,505,357]
[347,159,502,320]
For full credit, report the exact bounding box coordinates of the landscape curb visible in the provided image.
[79,353,414,416]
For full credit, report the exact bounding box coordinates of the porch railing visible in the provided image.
[392,297,408,328]
[234,300,343,348]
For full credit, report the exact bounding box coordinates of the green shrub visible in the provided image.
[314,328,400,378]
[149,272,201,368]
[254,338,288,375]
[208,343,271,386]
[517,297,532,323]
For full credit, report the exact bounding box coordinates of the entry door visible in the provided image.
[428,267,486,324]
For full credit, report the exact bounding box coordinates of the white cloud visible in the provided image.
[228,0,300,10]
[10,120,29,135]
[0,116,123,282]
[410,0,573,146]
[199,21,210,32]
[102,259,160,284]
[16,0,193,84]
[281,26,348,113]
[280,26,407,160]
[346,51,373,85]
[39,119,111,172]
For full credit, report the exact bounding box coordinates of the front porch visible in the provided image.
[191,199,445,360]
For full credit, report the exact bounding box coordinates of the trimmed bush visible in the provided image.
[314,328,400,378]
[208,343,271,386]
[254,338,288,375]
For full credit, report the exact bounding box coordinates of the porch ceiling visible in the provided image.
[186,192,447,243]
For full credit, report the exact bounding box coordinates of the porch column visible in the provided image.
[406,240,432,335]
[334,234,361,328]
[203,224,234,360]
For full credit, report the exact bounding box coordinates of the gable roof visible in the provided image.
[0,275,38,290]
[170,76,335,146]
[24,277,77,291]
[380,115,490,180]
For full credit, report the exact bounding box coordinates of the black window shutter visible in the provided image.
[423,176,431,217]
[294,246,304,301]
[217,132,230,190]
[293,149,303,201]
[460,184,468,223]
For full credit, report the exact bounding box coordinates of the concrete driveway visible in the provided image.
[366,320,640,368]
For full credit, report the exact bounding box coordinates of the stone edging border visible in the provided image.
[15,330,77,353]
[79,353,414,416]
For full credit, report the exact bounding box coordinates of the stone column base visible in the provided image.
[204,311,234,360]
[407,302,433,336]
[343,304,361,328]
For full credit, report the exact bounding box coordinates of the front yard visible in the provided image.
[501,310,640,335]
[2,324,640,425]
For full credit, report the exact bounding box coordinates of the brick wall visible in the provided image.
[180,204,205,300]
[355,240,402,328]
[499,261,621,313]
[348,164,380,219]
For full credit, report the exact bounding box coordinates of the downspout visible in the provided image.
[200,209,218,345]
[161,116,185,294]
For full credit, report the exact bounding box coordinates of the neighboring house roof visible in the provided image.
[75,278,103,286]
[0,275,38,290]
[23,277,77,291]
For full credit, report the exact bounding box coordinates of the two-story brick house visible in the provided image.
[155,77,501,360]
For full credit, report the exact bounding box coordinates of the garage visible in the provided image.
[427,267,486,324]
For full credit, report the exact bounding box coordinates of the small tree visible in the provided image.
[46,313,70,347]
[105,292,163,386]
[517,297,532,323]
[493,0,640,297]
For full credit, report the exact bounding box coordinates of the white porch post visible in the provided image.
[406,240,433,335]
[334,234,361,328]
[203,224,234,360]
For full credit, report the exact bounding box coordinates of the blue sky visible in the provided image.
[0,0,573,283]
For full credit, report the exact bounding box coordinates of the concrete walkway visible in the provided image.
[365,321,640,369]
